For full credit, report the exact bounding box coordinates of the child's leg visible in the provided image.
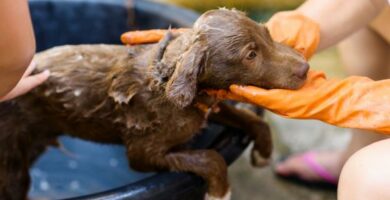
[338,138,390,200]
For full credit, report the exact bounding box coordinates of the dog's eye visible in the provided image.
[246,51,257,60]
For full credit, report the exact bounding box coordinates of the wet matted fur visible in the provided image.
[0,9,308,200]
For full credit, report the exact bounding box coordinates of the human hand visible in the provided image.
[0,61,50,102]
[225,70,329,118]
[208,70,390,133]
[206,70,328,116]
[266,11,320,59]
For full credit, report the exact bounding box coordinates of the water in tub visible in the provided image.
[28,136,153,199]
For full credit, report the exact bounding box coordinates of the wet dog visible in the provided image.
[0,9,308,200]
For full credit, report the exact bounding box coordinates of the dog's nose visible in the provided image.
[295,63,309,79]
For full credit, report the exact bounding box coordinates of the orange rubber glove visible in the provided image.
[266,11,320,59]
[208,70,390,134]
[121,28,188,45]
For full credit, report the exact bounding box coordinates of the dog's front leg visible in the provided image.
[209,102,272,167]
[126,143,230,200]
[164,150,230,200]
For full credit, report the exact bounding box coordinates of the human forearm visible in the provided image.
[0,0,35,97]
[297,0,387,51]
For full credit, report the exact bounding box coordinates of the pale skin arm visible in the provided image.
[0,0,49,101]
[297,0,387,51]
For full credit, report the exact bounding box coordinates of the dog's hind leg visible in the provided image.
[0,129,33,200]
[0,160,30,200]
[0,102,49,200]
[0,131,56,200]
[209,102,272,167]
[126,144,230,200]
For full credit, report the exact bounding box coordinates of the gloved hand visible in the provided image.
[121,28,188,45]
[266,11,320,59]
[207,70,390,134]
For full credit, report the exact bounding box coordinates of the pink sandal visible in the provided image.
[276,152,338,188]
[301,152,338,185]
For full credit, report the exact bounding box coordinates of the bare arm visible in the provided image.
[297,0,387,51]
[0,0,36,97]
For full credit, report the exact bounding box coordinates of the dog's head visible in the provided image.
[166,9,309,108]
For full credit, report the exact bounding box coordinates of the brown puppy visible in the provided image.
[0,9,308,200]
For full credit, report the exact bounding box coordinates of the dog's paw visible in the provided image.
[250,148,269,167]
[205,190,231,200]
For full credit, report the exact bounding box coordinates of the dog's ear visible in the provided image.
[165,41,206,108]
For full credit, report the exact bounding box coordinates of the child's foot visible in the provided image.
[275,151,345,184]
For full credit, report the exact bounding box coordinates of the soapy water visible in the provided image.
[28,136,153,199]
